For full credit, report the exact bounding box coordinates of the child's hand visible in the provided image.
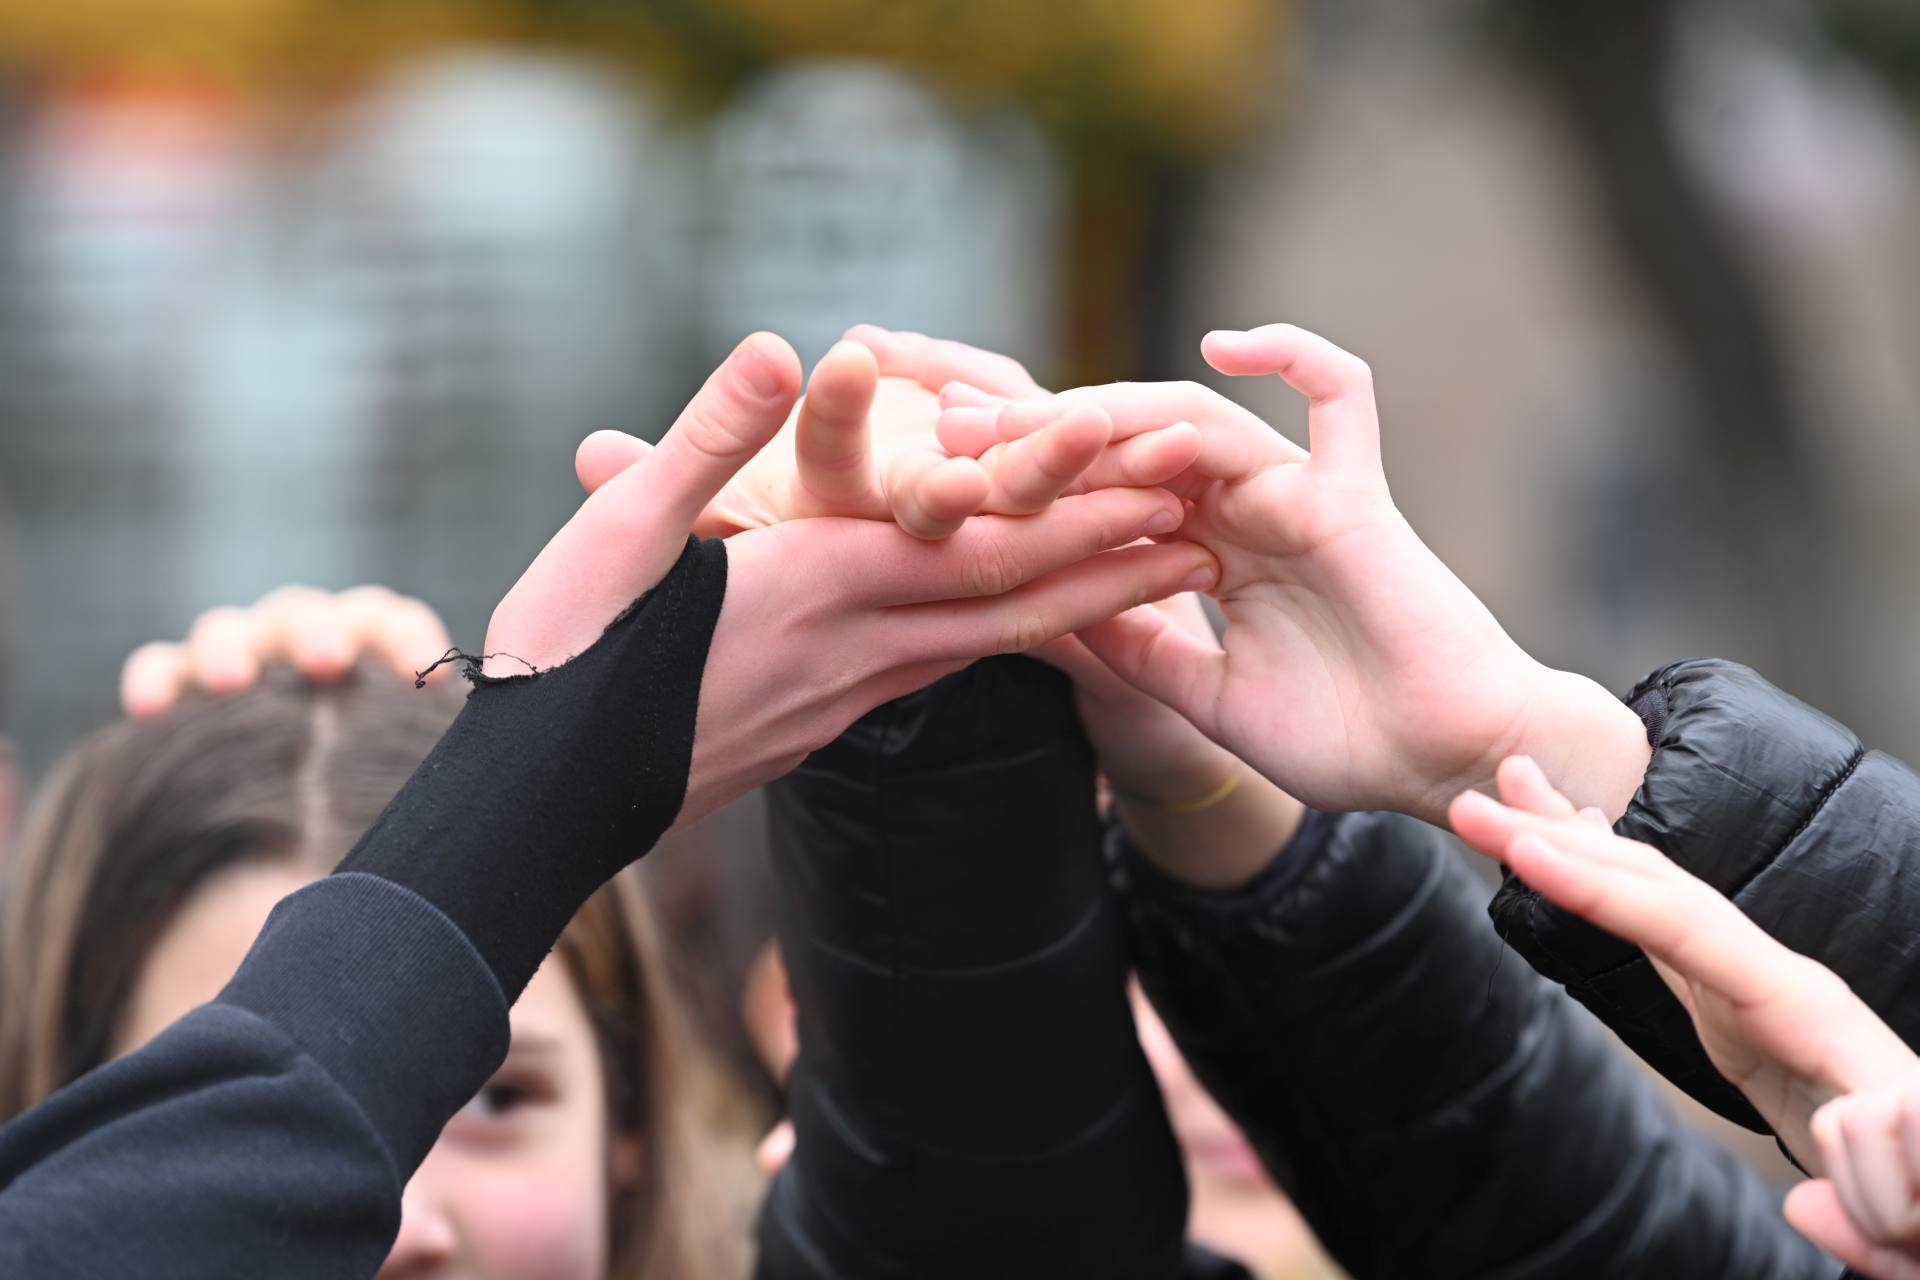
[1450,757,1919,1170]
[120,585,454,717]
[574,338,1201,542]
[1786,1076,1920,1279]
[934,323,1648,826]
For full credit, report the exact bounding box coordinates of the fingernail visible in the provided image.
[1180,560,1219,592]
[733,337,788,400]
[1453,789,1498,814]
[1144,508,1182,536]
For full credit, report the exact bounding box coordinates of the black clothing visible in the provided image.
[0,874,505,1277]
[1493,658,1920,1133]
[1119,808,1838,1278]
[0,538,727,1276]
[756,658,1192,1278]
[340,534,727,1002]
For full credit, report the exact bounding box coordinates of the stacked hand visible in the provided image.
[133,334,1218,831]
[1449,759,1920,1277]
[481,332,1220,827]
[869,323,1650,827]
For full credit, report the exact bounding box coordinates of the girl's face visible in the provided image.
[116,863,617,1280]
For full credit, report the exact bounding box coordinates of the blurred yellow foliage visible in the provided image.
[0,0,1289,155]
[677,0,1287,153]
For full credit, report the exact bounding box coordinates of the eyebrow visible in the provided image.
[501,1033,564,1060]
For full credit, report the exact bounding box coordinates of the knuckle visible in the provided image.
[684,397,757,461]
[962,534,1024,598]
[995,613,1049,654]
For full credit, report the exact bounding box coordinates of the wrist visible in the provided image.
[1097,734,1244,808]
[1489,665,1651,821]
[1116,770,1305,892]
[1410,660,1650,828]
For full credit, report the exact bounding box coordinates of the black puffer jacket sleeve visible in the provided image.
[754,656,1194,1279]
[1118,809,1836,1278]
[1490,658,1920,1131]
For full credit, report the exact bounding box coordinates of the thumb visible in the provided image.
[485,335,800,671]
[644,333,803,535]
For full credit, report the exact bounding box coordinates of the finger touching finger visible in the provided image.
[906,540,1220,663]
[889,453,991,540]
[983,404,1111,513]
[850,486,1189,607]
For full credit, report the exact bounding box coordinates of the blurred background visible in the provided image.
[0,0,1917,1274]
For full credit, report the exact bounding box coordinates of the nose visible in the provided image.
[376,1184,459,1277]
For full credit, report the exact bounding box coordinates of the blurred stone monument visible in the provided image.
[699,62,1061,376]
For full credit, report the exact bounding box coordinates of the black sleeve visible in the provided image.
[1490,658,1920,1131]
[0,537,728,1278]
[1118,809,1839,1279]
[754,656,1192,1280]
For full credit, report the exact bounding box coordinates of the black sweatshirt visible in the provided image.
[0,538,728,1278]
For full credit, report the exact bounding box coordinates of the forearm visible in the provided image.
[0,540,729,1272]
[1494,657,1920,1130]
[1118,811,1832,1278]
[1114,755,1305,892]
[757,657,1187,1280]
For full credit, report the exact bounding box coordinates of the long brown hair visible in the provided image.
[0,663,745,1278]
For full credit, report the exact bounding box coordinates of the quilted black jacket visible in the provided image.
[1119,807,1833,1278]
[1492,658,1920,1135]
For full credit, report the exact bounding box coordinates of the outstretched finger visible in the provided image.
[488,334,801,670]
[795,340,882,508]
[1491,823,1811,1011]
[644,333,806,538]
[1495,755,1583,821]
[1202,324,1382,483]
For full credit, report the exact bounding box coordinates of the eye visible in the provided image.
[459,1079,533,1123]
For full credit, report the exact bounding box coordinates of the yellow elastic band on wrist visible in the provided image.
[1115,768,1243,815]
